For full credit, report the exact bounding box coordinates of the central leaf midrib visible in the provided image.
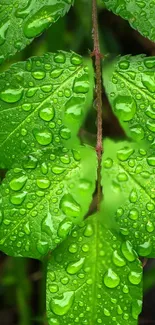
[0,65,82,149]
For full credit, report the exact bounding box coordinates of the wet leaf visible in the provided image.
[102,138,155,258]
[103,55,155,146]
[46,214,142,324]
[0,0,73,63]
[103,0,155,42]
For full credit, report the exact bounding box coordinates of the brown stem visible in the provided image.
[92,0,103,210]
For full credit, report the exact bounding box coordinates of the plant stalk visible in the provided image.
[92,0,103,210]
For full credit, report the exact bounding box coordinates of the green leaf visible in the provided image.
[0,51,90,169]
[0,0,73,63]
[46,214,142,324]
[102,138,155,257]
[0,145,97,259]
[103,55,155,145]
[103,0,155,42]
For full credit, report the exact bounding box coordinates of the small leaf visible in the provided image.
[46,214,142,324]
[0,52,90,169]
[102,138,155,257]
[103,55,155,145]
[103,0,155,42]
[0,0,73,63]
[0,145,97,259]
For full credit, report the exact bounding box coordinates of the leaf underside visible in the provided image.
[46,214,142,325]
[104,0,155,42]
[0,0,73,63]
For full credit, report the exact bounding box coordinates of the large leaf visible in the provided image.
[0,0,73,63]
[0,145,97,259]
[103,0,155,42]
[103,55,155,145]
[46,214,142,324]
[0,51,91,169]
[102,138,155,258]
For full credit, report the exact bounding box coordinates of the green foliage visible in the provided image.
[103,0,155,41]
[0,1,155,324]
[0,0,73,64]
[46,214,142,324]
[103,55,155,145]
[102,138,155,257]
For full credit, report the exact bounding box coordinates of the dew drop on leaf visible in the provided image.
[121,241,137,262]
[114,95,136,121]
[9,175,27,191]
[33,129,53,145]
[57,218,73,238]
[0,88,23,103]
[128,271,142,285]
[50,291,75,316]
[10,192,27,205]
[60,194,81,218]
[66,257,85,275]
[103,268,120,288]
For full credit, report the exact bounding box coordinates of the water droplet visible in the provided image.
[128,271,142,285]
[60,194,81,218]
[144,58,155,68]
[42,211,53,236]
[54,52,66,63]
[129,209,139,220]
[117,147,134,161]
[146,120,155,133]
[33,129,53,145]
[0,20,10,45]
[51,68,63,78]
[37,178,50,189]
[121,241,137,261]
[67,257,85,275]
[119,60,130,69]
[129,190,138,203]
[103,158,113,169]
[147,156,155,166]
[146,221,154,233]
[50,291,74,316]
[130,126,144,141]
[9,175,27,191]
[112,250,126,267]
[39,106,54,123]
[24,5,64,38]
[58,218,73,238]
[142,72,155,92]
[103,268,120,288]
[84,223,93,237]
[41,162,48,174]
[36,240,49,255]
[52,166,65,174]
[10,192,27,205]
[60,127,71,140]
[117,172,128,182]
[65,96,83,119]
[32,70,45,80]
[73,75,89,93]
[0,88,23,103]
[114,95,136,121]
[71,54,82,65]
[49,284,58,293]
[137,240,152,256]
[68,243,78,255]
[23,155,38,169]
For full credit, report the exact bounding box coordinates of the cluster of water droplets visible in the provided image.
[0,0,73,62]
[46,218,142,324]
[104,0,155,41]
[103,139,155,257]
[106,55,155,144]
[0,52,89,167]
